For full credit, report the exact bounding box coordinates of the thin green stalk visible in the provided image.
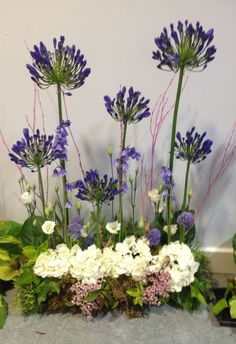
[179,226,185,243]
[118,122,128,242]
[57,83,70,247]
[166,65,185,243]
[109,154,114,219]
[181,159,191,211]
[96,202,101,247]
[37,167,46,218]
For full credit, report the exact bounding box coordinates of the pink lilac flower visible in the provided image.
[143,269,170,306]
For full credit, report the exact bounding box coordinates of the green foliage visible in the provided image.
[213,281,236,319]
[232,233,236,264]
[0,221,22,238]
[0,294,8,329]
[127,283,144,306]
[21,216,46,248]
[21,241,48,267]
[229,297,236,318]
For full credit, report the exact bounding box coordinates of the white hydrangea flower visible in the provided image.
[42,221,56,235]
[34,249,70,278]
[158,241,199,292]
[106,221,121,234]
[148,188,161,203]
[21,191,34,205]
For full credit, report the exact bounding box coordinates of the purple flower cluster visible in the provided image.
[114,147,141,175]
[27,36,91,91]
[9,128,54,171]
[84,233,95,248]
[71,280,102,318]
[104,86,150,125]
[68,169,121,204]
[153,20,216,72]
[160,166,174,189]
[177,211,194,229]
[143,270,170,306]
[148,228,161,247]
[52,120,71,176]
[175,127,213,164]
[68,215,83,239]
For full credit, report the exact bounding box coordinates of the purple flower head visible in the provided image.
[9,128,55,170]
[149,228,161,247]
[177,211,194,229]
[153,20,216,72]
[175,127,213,164]
[68,215,83,239]
[26,36,91,91]
[51,120,70,161]
[160,166,174,189]
[114,146,140,176]
[68,169,121,205]
[104,86,150,125]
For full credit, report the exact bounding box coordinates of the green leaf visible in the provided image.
[112,300,119,309]
[126,289,138,297]
[37,280,60,306]
[0,236,21,245]
[0,221,22,238]
[21,216,46,248]
[224,282,233,298]
[15,267,40,286]
[0,294,8,329]
[229,298,236,319]
[0,249,11,262]
[190,285,207,305]
[0,261,20,281]
[232,234,236,264]
[213,298,228,315]
[83,291,100,302]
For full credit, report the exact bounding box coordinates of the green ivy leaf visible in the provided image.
[21,216,46,248]
[0,294,8,329]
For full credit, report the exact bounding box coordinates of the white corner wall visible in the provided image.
[0,0,236,257]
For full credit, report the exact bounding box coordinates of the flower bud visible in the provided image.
[32,183,36,191]
[159,184,164,193]
[129,175,133,184]
[188,189,192,198]
[18,175,24,183]
[107,144,113,156]
[76,200,81,210]
[55,185,59,192]
[25,183,31,192]
[138,216,145,228]
[33,219,37,226]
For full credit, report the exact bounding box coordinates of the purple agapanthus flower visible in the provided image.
[27,36,91,91]
[84,233,95,248]
[153,20,216,72]
[67,169,121,205]
[160,166,174,189]
[149,228,161,247]
[104,86,150,125]
[114,146,140,175]
[9,128,55,170]
[68,215,83,239]
[177,211,194,229]
[175,127,213,164]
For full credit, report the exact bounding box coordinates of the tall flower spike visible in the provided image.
[153,20,216,72]
[67,169,121,204]
[27,36,91,91]
[104,86,150,124]
[174,127,213,163]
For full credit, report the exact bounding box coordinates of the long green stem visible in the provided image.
[109,154,114,219]
[37,167,46,218]
[181,159,191,211]
[166,66,185,243]
[118,122,128,242]
[57,83,70,247]
[96,202,101,247]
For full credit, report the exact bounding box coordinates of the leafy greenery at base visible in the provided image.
[0,294,8,329]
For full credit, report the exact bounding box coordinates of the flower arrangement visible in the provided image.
[0,21,217,326]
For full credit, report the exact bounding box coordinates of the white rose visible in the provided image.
[21,191,34,205]
[163,224,178,235]
[148,189,161,203]
[42,221,56,235]
[106,221,121,234]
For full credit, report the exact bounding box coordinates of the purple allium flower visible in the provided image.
[104,86,150,125]
[9,128,54,170]
[149,228,161,247]
[27,36,91,91]
[84,233,95,248]
[153,20,216,72]
[177,211,194,229]
[160,166,174,189]
[67,169,121,204]
[68,215,83,239]
[175,127,213,164]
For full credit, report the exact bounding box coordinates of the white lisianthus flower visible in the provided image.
[163,224,178,235]
[42,220,56,235]
[148,189,161,203]
[106,221,121,234]
[21,191,34,205]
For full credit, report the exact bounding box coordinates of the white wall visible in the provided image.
[0,0,236,249]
